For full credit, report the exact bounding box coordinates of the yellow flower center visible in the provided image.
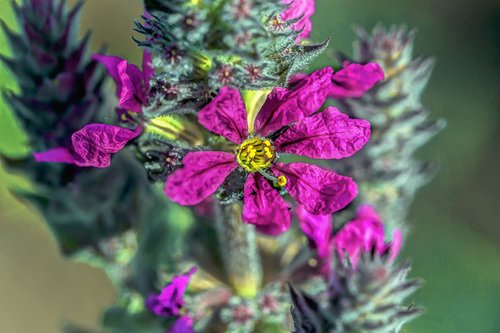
[236,137,275,172]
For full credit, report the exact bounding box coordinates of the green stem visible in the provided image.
[214,202,262,298]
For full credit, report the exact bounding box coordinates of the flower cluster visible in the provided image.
[298,205,402,271]
[7,0,439,332]
[34,59,384,236]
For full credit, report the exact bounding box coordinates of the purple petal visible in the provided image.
[93,53,148,111]
[288,72,308,84]
[388,229,403,263]
[254,67,333,136]
[275,107,371,159]
[272,162,357,215]
[281,0,316,42]
[168,316,195,333]
[198,87,249,144]
[117,60,146,113]
[143,10,153,20]
[70,124,141,168]
[329,62,385,99]
[164,151,237,205]
[33,147,77,164]
[333,205,387,267]
[242,173,291,235]
[92,54,125,97]
[297,206,332,259]
[355,205,403,262]
[147,267,197,318]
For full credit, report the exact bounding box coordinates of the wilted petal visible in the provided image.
[117,60,146,113]
[164,151,237,205]
[146,267,197,317]
[275,107,371,159]
[329,62,385,99]
[242,173,291,235]
[273,162,357,215]
[92,54,124,97]
[254,67,332,136]
[281,0,316,42]
[71,124,141,168]
[168,316,195,333]
[296,206,332,259]
[198,87,249,144]
[33,147,77,164]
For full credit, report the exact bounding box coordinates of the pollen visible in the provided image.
[276,175,287,187]
[236,137,276,172]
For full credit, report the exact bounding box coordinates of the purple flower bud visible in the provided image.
[146,266,197,317]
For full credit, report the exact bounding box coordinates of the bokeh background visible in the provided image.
[1,0,499,332]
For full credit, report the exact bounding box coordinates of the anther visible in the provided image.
[276,175,287,187]
[236,137,276,172]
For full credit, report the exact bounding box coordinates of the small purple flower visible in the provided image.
[93,50,154,113]
[215,64,235,85]
[165,67,370,235]
[333,205,402,267]
[167,316,195,333]
[33,124,141,168]
[245,64,262,82]
[298,205,402,270]
[280,0,316,42]
[146,266,197,317]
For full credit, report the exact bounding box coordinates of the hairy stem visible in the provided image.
[215,202,262,298]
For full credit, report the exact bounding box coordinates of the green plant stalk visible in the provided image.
[215,202,262,298]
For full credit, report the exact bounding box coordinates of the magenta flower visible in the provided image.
[146,266,197,317]
[298,205,402,270]
[33,124,141,168]
[328,62,385,99]
[167,316,195,333]
[34,52,154,168]
[333,205,402,267]
[280,0,316,42]
[93,51,154,113]
[165,67,370,235]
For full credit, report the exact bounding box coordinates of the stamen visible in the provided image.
[236,137,276,172]
[255,169,287,188]
[277,175,287,187]
[256,168,278,183]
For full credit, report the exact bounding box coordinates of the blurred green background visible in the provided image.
[1,0,499,332]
